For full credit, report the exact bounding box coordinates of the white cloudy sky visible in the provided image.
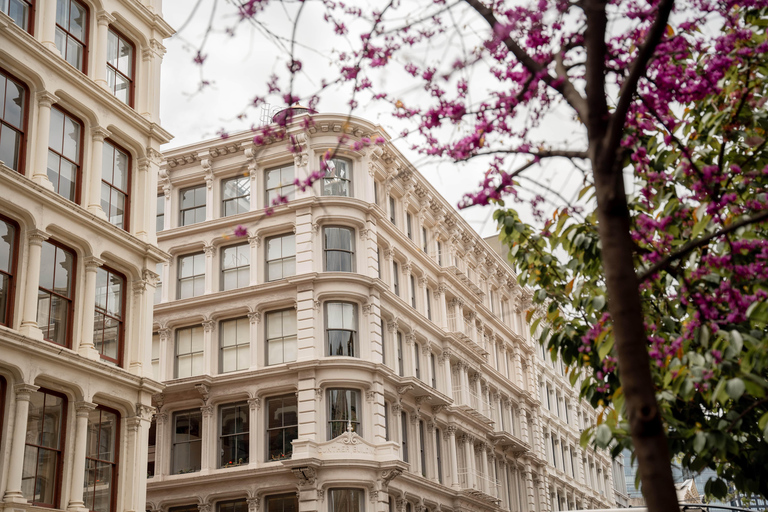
[158,0,586,236]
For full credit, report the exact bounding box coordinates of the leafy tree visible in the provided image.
[192,0,768,509]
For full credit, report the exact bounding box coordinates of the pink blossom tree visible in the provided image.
[191,0,768,509]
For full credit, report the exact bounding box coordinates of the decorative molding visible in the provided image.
[248,397,261,411]
[291,467,317,486]
[248,311,261,324]
[362,303,371,316]
[195,383,210,402]
[203,245,214,256]
[202,320,214,332]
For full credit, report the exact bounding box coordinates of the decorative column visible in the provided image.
[403,262,413,305]
[418,276,428,316]
[248,236,261,286]
[200,405,214,472]
[384,249,395,294]
[202,159,214,221]
[19,230,48,339]
[32,92,57,190]
[391,403,403,458]
[67,401,98,511]
[466,436,477,489]
[440,350,452,399]
[204,245,214,294]
[447,426,460,489]
[134,158,152,240]
[39,0,57,49]
[436,284,448,329]
[479,442,489,493]
[154,411,168,476]
[158,328,171,381]
[94,12,115,89]
[524,468,536,512]
[202,320,214,374]
[3,383,39,502]
[248,312,261,369]
[87,127,111,219]
[248,397,260,464]
[77,256,104,360]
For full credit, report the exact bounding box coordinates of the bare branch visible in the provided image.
[637,209,768,282]
[458,148,589,161]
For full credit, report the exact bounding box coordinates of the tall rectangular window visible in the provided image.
[266,494,298,512]
[151,333,160,380]
[175,325,204,378]
[329,489,363,512]
[422,226,428,252]
[106,28,134,105]
[93,267,124,365]
[430,353,437,389]
[426,288,432,320]
[389,196,396,224]
[156,195,165,233]
[220,403,249,467]
[37,240,75,346]
[179,185,206,226]
[414,342,421,380]
[100,152,130,221]
[435,427,443,483]
[392,262,399,296]
[436,241,442,266]
[0,216,18,326]
[48,107,82,202]
[172,409,201,474]
[221,243,249,290]
[397,332,404,377]
[220,317,250,373]
[178,252,205,299]
[419,420,426,477]
[22,389,66,506]
[266,395,298,460]
[322,157,351,197]
[324,226,354,272]
[406,212,412,239]
[2,0,32,31]
[222,175,250,216]
[384,400,390,441]
[400,411,408,462]
[266,309,297,365]
[327,389,360,438]
[265,165,295,205]
[0,70,27,172]
[266,233,295,281]
[55,0,87,71]
[326,302,357,357]
[84,406,118,512]
[409,274,416,308]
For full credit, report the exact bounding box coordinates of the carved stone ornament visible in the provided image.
[291,467,317,486]
[248,397,261,411]
[362,303,371,316]
[248,311,262,324]
[380,468,403,488]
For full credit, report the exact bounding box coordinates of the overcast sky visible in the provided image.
[158,0,586,237]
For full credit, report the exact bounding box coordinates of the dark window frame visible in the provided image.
[328,489,364,512]
[93,265,125,366]
[265,394,298,461]
[2,0,34,33]
[217,500,248,512]
[55,0,89,73]
[326,388,361,439]
[0,214,19,327]
[406,212,412,239]
[400,410,408,462]
[83,405,120,512]
[419,419,426,477]
[219,402,249,467]
[23,387,67,508]
[265,493,298,512]
[47,105,84,203]
[0,67,29,173]
[435,427,443,483]
[106,27,135,106]
[101,139,131,231]
[37,239,76,348]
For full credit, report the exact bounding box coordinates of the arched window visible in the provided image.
[0,69,28,173]
[106,28,134,106]
[47,106,83,202]
[1,0,33,32]
[0,215,19,326]
[84,406,119,512]
[37,240,76,347]
[101,140,131,230]
[93,266,125,365]
[322,157,351,197]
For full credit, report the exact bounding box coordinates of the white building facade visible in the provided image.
[147,113,619,512]
[0,1,172,512]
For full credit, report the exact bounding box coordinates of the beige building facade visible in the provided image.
[0,2,172,512]
[147,113,620,512]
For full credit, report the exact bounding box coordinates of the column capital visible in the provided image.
[248,397,261,410]
[14,383,40,400]
[91,126,111,142]
[97,10,116,26]
[202,320,215,332]
[83,256,105,271]
[201,405,214,417]
[74,401,98,417]
[203,245,215,256]
[27,229,50,246]
[248,311,261,324]
[37,91,58,108]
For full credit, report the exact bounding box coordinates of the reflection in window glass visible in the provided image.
[265,165,295,206]
[266,310,296,365]
[326,302,357,357]
[55,0,87,71]
[327,389,360,438]
[106,29,133,105]
[221,244,249,290]
[222,175,250,216]
[93,267,124,364]
[2,0,33,31]
[179,185,206,226]
[220,403,249,467]
[266,234,295,281]
[265,494,298,512]
[0,217,18,326]
[175,325,204,378]
[220,317,249,373]
[101,141,130,229]
[266,395,297,460]
[84,407,118,512]
[37,241,75,346]
[0,71,27,172]
[47,108,81,202]
[22,389,66,506]
[177,252,205,299]
[329,489,363,512]
[322,158,351,197]
[172,410,201,473]
[324,227,354,272]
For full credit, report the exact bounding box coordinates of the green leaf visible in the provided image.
[725,378,745,401]
[730,330,744,353]
[693,431,706,454]
[691,214,711,239]
[595,424,612,448]
[592,295,606,311]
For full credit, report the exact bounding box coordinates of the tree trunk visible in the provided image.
[592,148,680,512]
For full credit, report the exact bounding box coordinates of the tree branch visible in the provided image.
[583,0,609,141]
[463,0,589,120]
[637,209,768,282]
[458,148,589,161]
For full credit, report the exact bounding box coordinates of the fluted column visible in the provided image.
[32,92,57,190]
[154,411,168,477]
[200,405,214,472]
[94,12,115,89]
[3,383,39,502]
[447,426,460,489]
[19,230,48,339]
[248,398,260,464]
[67,401,98,511]
[79,256,104,360]
[87,127,111,218]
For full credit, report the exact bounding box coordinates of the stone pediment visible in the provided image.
[317,427,376,457]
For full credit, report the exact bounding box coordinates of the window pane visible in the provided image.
[69,2,85,40]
